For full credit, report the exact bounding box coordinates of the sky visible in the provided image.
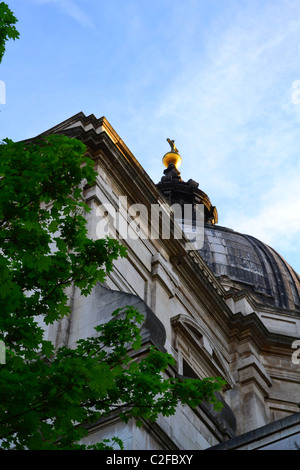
[1,0,300,274]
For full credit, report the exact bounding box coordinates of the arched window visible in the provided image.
[171,314,235,389]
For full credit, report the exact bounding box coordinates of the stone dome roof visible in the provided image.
[156,151,300,312]
[199,224,300,311]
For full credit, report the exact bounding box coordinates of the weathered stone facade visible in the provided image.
[29,112,300,449]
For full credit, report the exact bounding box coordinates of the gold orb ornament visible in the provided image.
[162,152,182,168]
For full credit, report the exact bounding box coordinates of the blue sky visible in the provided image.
[2,0,300,274]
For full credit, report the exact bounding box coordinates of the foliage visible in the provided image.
[0,135,120,448]
[0,135,126,355]
[0,304,225,450]
[0,1,19,64]
[0,134,226,450]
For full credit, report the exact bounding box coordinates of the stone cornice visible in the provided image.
[228,311,298,351]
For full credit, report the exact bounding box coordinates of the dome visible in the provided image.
[199,224,300,311]
[156,146,300,312]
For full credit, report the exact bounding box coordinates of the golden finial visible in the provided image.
[162,138,182,168]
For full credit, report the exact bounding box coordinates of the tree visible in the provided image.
[0,135,225,450]
[0,1,19,64]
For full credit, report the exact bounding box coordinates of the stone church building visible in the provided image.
[31,112,300,450]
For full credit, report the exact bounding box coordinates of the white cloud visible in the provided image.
[224,166,300,255]
[33,0,93,28]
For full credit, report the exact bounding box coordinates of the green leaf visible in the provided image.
[0,129,225,450]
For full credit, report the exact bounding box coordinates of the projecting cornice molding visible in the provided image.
[228,310,298,350]
[151,252,180,298]
[236,355,272,397]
